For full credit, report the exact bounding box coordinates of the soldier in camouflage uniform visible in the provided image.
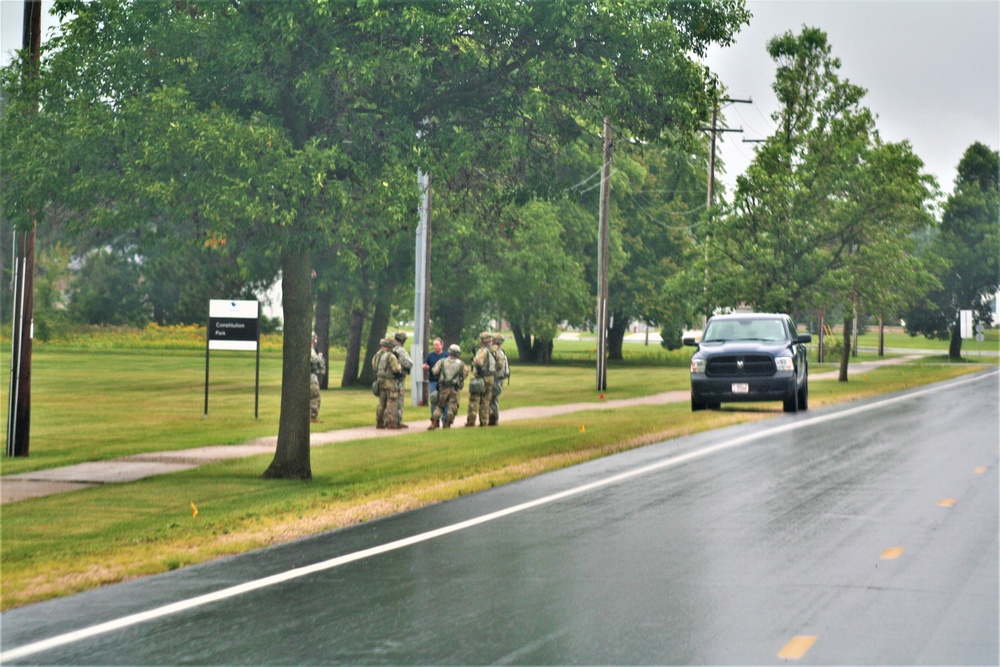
[373,338,403,429]
[310,333,326,423]
[428,344,468,429]
[488,334,510,426]
[465,331,498,427]
[391,331,413,427]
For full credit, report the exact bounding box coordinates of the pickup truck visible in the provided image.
[683,313,811,413]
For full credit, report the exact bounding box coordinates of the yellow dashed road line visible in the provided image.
[778,635,817,660]
[880,546,905,560]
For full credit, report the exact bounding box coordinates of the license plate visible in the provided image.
[732,383,749,394]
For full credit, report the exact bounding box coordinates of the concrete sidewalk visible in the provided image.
[1,391,691,504]
[0,354,930,505]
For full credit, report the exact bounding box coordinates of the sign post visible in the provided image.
[205,300,261,418]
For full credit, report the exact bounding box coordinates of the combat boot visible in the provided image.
[428,419,438,431]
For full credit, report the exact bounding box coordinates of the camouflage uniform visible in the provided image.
[391,331,413,427]
[488,334,510,425]
[466,332,498,427]
[373,339,403,429]
[310,338,326,422]
[429,345,468,429]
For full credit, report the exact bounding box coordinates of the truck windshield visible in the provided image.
[703,319,786,342]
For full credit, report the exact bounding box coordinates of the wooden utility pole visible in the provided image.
[704,97,750,209]
[701,95,749,324]
[596,116,611,391]
[7,0,42,457]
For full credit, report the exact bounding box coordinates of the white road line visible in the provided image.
[3,371,995,663]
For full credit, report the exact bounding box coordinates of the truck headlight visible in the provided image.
[690,358,706,373]
[775,356,795,372]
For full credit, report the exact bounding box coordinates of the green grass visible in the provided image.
[0,328,993,610]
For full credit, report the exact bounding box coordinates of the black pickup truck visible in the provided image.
[683,313,811,413]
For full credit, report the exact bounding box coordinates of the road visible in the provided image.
[3,371,997,665]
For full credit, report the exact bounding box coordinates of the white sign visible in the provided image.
[960,309,974,339]
[208,300,260,351]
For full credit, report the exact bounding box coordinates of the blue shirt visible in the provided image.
[424,351,448,382]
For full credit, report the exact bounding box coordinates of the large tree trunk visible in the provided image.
[511,323,533,362]
[531,337,553,365]
[263,251,314,480]
[438,299,466,354]
[606,312,629,361]
[340,300,366,386]
[314,283,332,389]
[510,324,552,364]
[838,313,852,382]
[358,279,394,386]
[948,319,963,361]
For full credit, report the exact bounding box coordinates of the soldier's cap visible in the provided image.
[493,334,504,344]
[448,344,461,355]
[380,338,393,348]
[479,331,493,342]
[394,331,407,342]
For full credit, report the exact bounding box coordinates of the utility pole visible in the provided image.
[412,170,431,408]
[704,96,750,209]
[7,0,41,457]
[701,95,750,325]
[596,116,611,392]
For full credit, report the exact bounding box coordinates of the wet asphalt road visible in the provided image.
[3,371,997,665]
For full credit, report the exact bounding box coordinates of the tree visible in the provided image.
[606,140,707,358]
[903,142,1000,359]
[701,27,936,380]
[497,200,591,362]
[66,248,150,326]
[2,0,750,477]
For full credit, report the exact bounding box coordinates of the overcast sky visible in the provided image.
[705,0,999,196]
[3,0,998,199]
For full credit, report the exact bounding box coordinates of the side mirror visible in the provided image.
[797,333,813,344]
[682,337,698,347]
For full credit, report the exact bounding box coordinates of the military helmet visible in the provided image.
[493,334,504,344]
[479,331,493,343]
[394,330,407,343]
[448,344,462,355]
[380,338,393,348]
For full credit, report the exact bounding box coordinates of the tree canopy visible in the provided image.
[696,27,936,379]
[1,0,750,477]
[903,142,1000,359]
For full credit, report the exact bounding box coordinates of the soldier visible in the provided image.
[373,338,404,429]
[488,333,510,426]
[429,344,468,429]
[310,333,326,423]
[465,331,498,427]
[391,331,413,427]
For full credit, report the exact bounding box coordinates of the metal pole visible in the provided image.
[254,306,261,420]
[412,170,431,407]
[596,117,611,392]
[204,318,211,416]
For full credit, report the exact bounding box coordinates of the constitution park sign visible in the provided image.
[205,300,261,418]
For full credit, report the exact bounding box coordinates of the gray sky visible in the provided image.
[705,0,999,196]
[3,0,998,198]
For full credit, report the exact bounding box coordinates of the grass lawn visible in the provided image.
[0,329,994,610]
